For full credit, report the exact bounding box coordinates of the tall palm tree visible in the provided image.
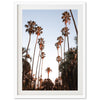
[34,48,40,83]
[56,56,62,77]
[61,11,71,53]
[46,67,52,79]
[37,51,45,88]
[40,52,46,78]
[35,38,44,88]
[70,10,78,35]
[25,20,36,60]
[55,42,62,78]
[37,38,45,78]
[32,26,43,75]
[55,42,60,56]
[37,56,42,89]
[37,51,46,89]
[57,36,63,58]
[61,27,70,53]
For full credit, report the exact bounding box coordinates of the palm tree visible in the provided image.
[55,42,62,78]
[32,26,43,75]
[37,51,45,88]
[35,38,44,88]
[57,36,63,58]
[22,47,31,62]
[39,78,43,89]
[25,20,36,60]
[61,11,71,26]
[40,52,46,78]
[22,47,31,74]
[70,10,78,35]
[22,47,32,90]
[61,27,70,53]
[22,47,27,54]
[59,47,78,90]
[41,78,54,90]
[55,42,60,56]
[46,67,52,79]
[35,38,44,78]
[65,48,78,90]
[56,56,62,77]
[61,11,71,53]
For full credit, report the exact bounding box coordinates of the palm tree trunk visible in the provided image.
[38,53,42,88]
[67,36,69,51]
[32,35,38,75]
[61,45,62,58]
[25,34,31,60]
[65,22,67,27]
[41,59,43,79]
[57,48,59,56]
[58,62,60,78]
[35,50,40,88]
[48,72,49,79]
[70,9,78,35]
[64,36,66,59]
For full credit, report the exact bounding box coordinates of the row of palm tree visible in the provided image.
[55,10,78,89]
[55,11,71,80]
[58,10,78,90]
[22,10,78,90]
[23,20,46,89]
[25,20,43,74]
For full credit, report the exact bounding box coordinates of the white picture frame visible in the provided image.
[15,1,86,99]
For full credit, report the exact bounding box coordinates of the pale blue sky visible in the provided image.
[22,10,78,82]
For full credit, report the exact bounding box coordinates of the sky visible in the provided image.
[22,9,78,83]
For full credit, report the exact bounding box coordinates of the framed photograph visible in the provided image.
[15,1,86,99]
